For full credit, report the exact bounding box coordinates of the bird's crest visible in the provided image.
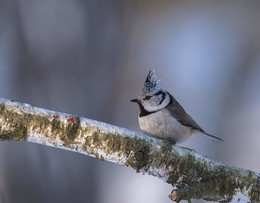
[141,70,161,94]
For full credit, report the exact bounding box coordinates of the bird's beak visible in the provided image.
[130,98,139,103]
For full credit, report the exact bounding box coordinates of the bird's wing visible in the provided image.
[165,92,223,141]
[165,92,204,131]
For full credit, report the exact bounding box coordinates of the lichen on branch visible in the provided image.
[0,98,259,202]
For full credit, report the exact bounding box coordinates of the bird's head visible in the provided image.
[131,70,170,113]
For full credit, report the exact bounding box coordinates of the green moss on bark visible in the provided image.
[82,132,152,172]
[0,123,28,141]
[0,104,29,141]
[65,116,80,139]
[51,116,62,133]
[0,103,79,145]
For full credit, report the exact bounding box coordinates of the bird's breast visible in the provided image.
[138,109,192,143]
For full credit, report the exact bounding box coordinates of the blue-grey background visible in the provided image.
[0,1,260,203]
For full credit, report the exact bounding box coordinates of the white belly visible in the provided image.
[138,109,193,143]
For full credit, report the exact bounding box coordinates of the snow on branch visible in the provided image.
[0,98,259,202]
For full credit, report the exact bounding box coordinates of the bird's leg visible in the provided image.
[168,138,176,145]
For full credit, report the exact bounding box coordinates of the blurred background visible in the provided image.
[0,0,260,202]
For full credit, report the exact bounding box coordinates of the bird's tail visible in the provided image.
[201,131,223,142]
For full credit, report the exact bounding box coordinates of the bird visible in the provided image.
[130,70,223,144]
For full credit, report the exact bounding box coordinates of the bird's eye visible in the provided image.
[144,96,152,100]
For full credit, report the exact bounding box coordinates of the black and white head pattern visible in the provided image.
[139,70,171,113]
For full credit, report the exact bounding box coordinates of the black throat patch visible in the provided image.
[138,102,152,117]
[138,91,172,117]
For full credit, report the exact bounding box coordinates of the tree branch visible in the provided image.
[0,98,259,202]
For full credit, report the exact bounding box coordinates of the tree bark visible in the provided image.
[0,98,259,202]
